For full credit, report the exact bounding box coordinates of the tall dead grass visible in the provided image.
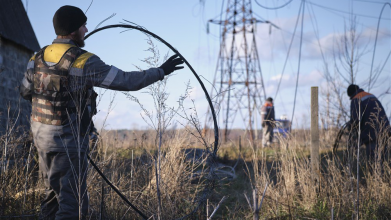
[0,121,390,219]
[239,125,391,219]
[86,128,212,219]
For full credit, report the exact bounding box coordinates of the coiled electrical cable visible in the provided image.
[85,24,219,154]
[85,23,219,219]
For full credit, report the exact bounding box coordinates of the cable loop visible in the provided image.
[85,23,220,219]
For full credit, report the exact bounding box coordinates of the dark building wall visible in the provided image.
[0,36,33,135]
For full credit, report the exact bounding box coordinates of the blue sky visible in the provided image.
[23,0,391,130]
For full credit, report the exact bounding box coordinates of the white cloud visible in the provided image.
[189,86,204,100]
[266,69,324,96]
[305,27,391,59]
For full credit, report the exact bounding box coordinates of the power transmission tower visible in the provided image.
[206,0,271,144]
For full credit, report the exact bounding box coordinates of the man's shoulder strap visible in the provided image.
[33,46,85,78]
[42,44,76,63]
[72,50,95,69]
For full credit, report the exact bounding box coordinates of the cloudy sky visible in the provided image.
[23,0,390,130]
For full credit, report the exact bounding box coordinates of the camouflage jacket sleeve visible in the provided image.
[19,57,35,101]
[70,54,165,91]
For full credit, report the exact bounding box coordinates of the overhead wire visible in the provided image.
[210,0,390,125]
[254,0,390,123]
[274,2,303,98]
[353,0,391,4]
[272,7,293,115]
[308,1,326,62]
[274,0,304,100]
[251,9,391,75]
[254,0,294,10]
[251,4,268,102]
[306,0,391,21]
[304,1,391,86]
[307,0,336,120]
[85,0,93,14]
[305,1,391,38]
[368,3,391,92]
[291,0,305,124]
[203,0,225,129]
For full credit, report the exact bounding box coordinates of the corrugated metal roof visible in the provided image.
[0,0,40,52]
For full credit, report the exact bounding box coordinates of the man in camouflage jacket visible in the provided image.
[19,5,184,219]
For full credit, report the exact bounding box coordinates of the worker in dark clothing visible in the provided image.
[19,5,184,220]
[261,97,275,147]
[347,84,390,161]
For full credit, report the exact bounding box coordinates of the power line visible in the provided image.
[291,0,306,123]
[252,0,391,117]
[254,0,294,10]
[353,0,391,4]
[274,0,304,100]
[273,6,295,116]
[368,3,391,92]
[253,4,390,38]
[251,11,391,74]
[306,0,391,20]
[252,0,390,125]
[85,0,93,14]
[308,0,326,62]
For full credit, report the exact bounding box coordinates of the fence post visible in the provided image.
[311,87,320,183]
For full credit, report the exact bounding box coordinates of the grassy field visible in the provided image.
[1,127,390,219]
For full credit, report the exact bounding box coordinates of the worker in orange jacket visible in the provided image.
[261,97,275,147]
[347,84,390,161]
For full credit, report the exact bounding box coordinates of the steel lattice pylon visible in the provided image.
[206,0,268,143]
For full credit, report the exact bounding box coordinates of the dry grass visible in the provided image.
[0,125,390,219]
[208,127,391,220]
[86,128,212,219]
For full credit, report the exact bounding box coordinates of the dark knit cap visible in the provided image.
[53,6,87,36]
[266,97,273,102]
[347,84,360,98]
